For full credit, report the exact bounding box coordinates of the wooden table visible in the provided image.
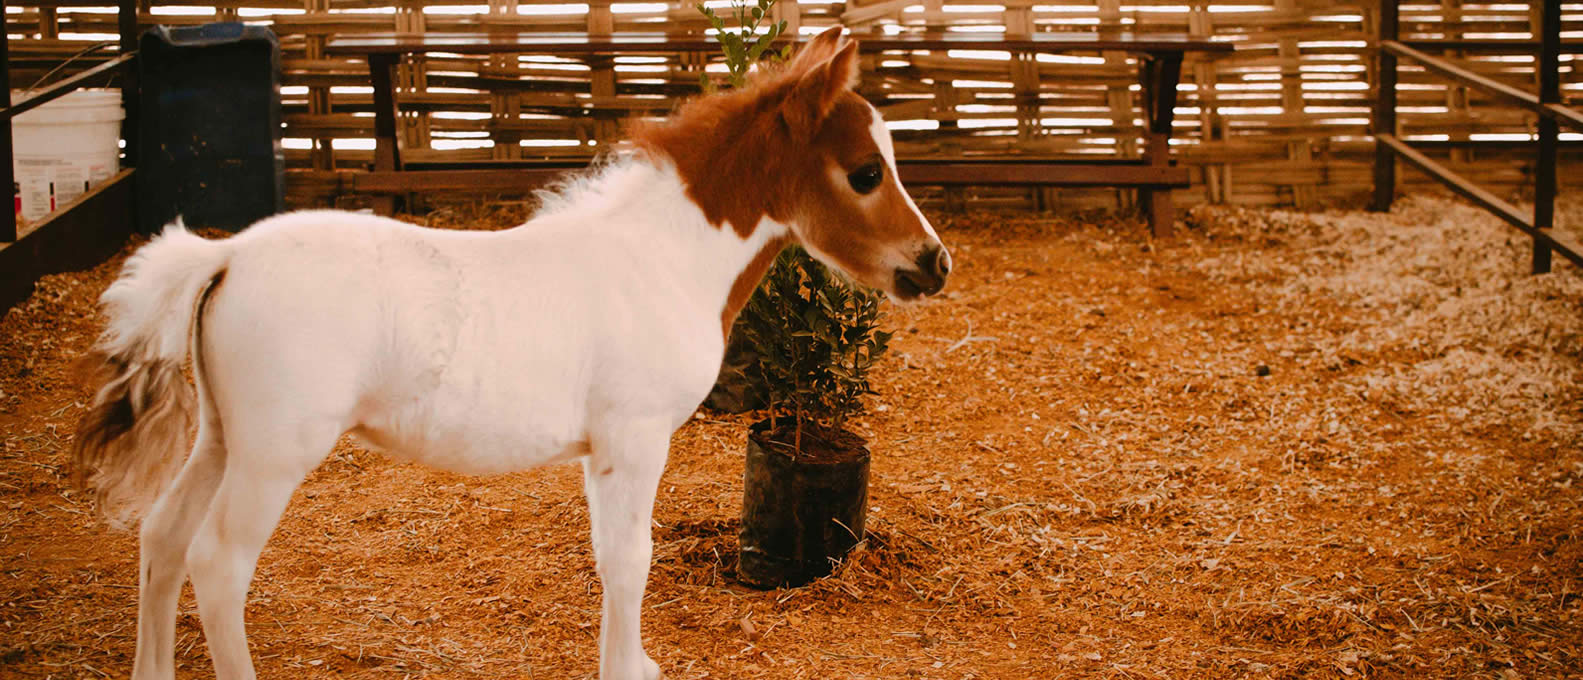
[325,31,1231,236]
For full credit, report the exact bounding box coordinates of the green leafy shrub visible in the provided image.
[694,0,789,90]
[736,247,891,452]
[696,0,894,456]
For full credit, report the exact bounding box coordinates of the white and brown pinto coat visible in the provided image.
[71,28,948,680]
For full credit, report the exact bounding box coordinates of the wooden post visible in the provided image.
[771,0,801,37]
[1005,2,1040,207]
[1443,0,1469,166]
[1005,3,1036,139]
[391,0,428,212]
[305,0,334,172]
[588,0,618,146]
[1188,3,1224,204]
[119,0,139,170]
[1,0,15,243]
[1371,0,1399,212]
[1139,52,1181,238]
[933,81,964,211]
[39,6,57,39]
[1276,0,1313,208]
[1098,0,1134,213]
[488,0,521,161]
[395,1,430,153]
[922,0,945,31]
[1533,0,1559,274]
[369,53,402,215]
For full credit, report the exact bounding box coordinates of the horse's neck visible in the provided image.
[524,156,789,328]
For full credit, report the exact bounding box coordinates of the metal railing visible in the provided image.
[0,0,142,313]
[1,0,139,243]
[1371,0,1582,274]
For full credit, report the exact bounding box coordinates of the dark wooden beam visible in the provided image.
[118,0,138,168]
[1533,0,1560,274]
[1,0,14,243]
[350,167,571,194]
[1372,0,1399,212]
[326,32,1234,57]
[1402,138,1583,150]
[1382,39,1583,133]
[368,52,402,215]
[1401,38,1583,53]
[0,170,137,314]
[1139,52,1183,237]
[902,162,1189,187]
[402,159,591,172]
[1543,103,1583,131]
[0,54,135,121]
[348,162,1190,195]
[1377,134,1583,270]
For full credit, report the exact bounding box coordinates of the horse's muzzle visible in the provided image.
[894,245,950,298]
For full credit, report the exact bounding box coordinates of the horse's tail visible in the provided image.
[73,221,232,528]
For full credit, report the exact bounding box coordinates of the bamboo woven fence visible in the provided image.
[6,1,1580,211]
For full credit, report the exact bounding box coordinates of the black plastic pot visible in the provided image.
[737,419,869,589]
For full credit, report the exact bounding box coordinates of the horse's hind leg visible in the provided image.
[185,417,338,680]
[132,414,226,680]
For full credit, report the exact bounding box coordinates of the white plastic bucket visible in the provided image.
[11,88,124,224]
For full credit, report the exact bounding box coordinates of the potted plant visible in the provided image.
[733,247,891,588]
[692,4,897,587]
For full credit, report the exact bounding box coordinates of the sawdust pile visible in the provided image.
[1189,195,1583,440]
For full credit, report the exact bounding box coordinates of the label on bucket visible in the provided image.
[52,164,89,206]
[15,158,53,222]
[12,156,115,223]
[84,160,115,185]
[19,177,50,222]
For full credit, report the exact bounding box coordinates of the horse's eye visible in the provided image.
[847,163,884,195]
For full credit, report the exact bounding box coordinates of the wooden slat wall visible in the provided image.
[6,0,1580,210]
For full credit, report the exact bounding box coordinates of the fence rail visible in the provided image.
[1372,0,1578,274]
[4,1,1581,210]
[0,0,140,313]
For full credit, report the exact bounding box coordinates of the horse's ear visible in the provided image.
[782,39,861,139]
[787,26,845,72]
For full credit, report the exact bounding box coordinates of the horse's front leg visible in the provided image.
[583,419,669,680]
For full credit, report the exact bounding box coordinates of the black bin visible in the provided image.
[138,23,283,233]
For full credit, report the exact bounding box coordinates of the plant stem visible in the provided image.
[795,406,804,455]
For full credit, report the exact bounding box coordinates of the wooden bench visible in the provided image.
[325,31,1231,236]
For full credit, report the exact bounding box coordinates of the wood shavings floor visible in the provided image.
[2,195,1580,679]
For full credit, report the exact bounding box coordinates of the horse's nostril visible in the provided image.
[898,247,950,298]
[918,246,951,280]
[896,264,946,298]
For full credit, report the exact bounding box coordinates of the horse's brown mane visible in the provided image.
[627,65,805,239]
[625,30,873,334]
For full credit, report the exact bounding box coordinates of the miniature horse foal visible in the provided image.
[73,28,948,680]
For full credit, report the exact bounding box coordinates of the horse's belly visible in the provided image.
[348,392,591,476]
[349,421,590,476]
